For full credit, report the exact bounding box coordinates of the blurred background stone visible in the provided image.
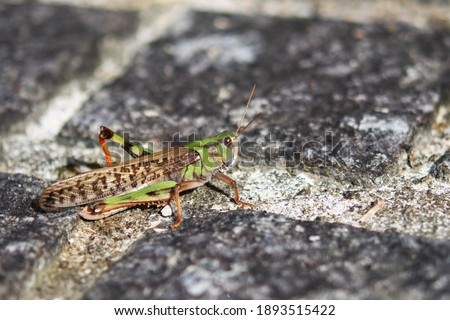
[0,0,448,299]
[0,2,138,134]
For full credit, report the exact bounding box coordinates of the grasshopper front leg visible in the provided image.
[214,171,253,208]
[98,126,153,166]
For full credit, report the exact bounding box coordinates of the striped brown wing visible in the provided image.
[39,147,200,210]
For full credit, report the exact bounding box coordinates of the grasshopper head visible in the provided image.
[205,130,239,169]
[183,84,260,171]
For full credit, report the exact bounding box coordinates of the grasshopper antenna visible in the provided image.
[236,84,257,136]
[237,112,261,136]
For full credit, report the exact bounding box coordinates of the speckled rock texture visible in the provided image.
[0,173,76,299]
[0,1,449,299]
[84,211,450,299]
[61,12,445,181]
[0,2,137,134]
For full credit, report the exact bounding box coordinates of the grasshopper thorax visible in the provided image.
[183,130,238,170]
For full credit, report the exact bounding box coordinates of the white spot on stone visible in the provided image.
[359,114,410,136]
[417,102,435,113]
[340,116,358,129]
[171,32,261,74]
[320,60,358,77]
[160,205,173,217]
[229,97,270,124]
[181,265,217,297]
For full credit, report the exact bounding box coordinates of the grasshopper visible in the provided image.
[39,87,259,228]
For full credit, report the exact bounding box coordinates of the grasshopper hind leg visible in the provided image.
[169,180,209,228]
[78,203,130,220]
[170,184,183,229]
[98,126,153,166]
[78,180,207,228]
[78,201,171,221]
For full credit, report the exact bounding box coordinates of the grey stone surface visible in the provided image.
[0,2,448,300]
[0,2,137,133]
[61,12,448,181]
[0,173,76,299]
[84,211,450,299]
[430,149,450,182]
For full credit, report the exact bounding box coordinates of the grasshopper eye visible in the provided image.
[224,136,233,148]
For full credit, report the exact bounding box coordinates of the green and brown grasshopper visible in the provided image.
[39,87,259,228]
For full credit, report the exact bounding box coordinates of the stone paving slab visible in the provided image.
[0,2,137,134]
[0,2,449,300]
[60,11,447,180]
[84,211,450,299]
[0,173,76,299]
[430,149,450,182]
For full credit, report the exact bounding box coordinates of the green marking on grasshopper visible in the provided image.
[39,86,259,228]
[104,181,178,204]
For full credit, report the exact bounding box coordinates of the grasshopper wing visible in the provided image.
[39,147,200,210]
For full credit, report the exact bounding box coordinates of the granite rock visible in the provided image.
[0,173,76,299]
[0,3,448,300]
[430,149,450,182]
[0,2,137,134]
[60,12,448,181]
[84,211,450,299]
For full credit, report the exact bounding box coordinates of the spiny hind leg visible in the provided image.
[169,180,207,229]
[98,126,153,166]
